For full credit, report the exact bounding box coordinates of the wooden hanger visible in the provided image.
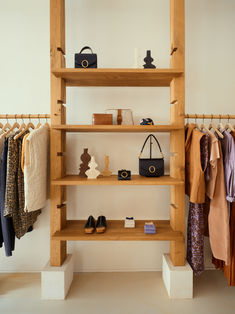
[4,115,20,136]
[194,115,200,130]
[14,115,35,140]
[36,114,42,129]
[209,115,224,139]
[44,116,50,128]
[2,115,11,132]
[225,114,235,132]
[200,115,213,136]
[217,114,224,132]
[17,115,27,133]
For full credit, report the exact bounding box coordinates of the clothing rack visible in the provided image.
[185,114,235,120]
[0,114,50,119]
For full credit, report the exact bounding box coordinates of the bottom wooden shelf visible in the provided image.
[52,220,184,242]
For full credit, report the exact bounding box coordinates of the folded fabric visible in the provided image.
[144,222,156,234]
[24,125,49,212]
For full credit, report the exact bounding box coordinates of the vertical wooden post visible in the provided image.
[169,0,185,266]
[50,0,67,266]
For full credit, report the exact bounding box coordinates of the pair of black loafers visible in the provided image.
[84,215,107,234]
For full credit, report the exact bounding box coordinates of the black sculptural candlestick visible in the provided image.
[143,50,156,68]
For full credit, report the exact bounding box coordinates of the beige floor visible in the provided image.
[0,271,235,314]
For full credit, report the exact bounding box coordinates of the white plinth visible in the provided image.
[41,254,74,300]
[162,253,193,299]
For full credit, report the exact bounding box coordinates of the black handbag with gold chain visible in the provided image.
[139,134,164,177]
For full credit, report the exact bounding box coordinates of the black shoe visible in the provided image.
[96,216,107,233]
[84,215,95,234]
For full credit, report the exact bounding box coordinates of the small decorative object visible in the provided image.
[144,222,156,234]
[143,50,156,69]
[78,148,91,177]
[125,217,135,228]
[139,134,164,177]
[101,156,112,177]
[92,114,113,125]
[106,109,134,125]
[75,46,97,68]
[140,118,154,125]
[118,169,131,180]
[85,156,100,179]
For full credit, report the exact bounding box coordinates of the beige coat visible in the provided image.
[206,133,230,265]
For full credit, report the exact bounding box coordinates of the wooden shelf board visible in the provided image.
[52,220,184,241]
[51,175,184,186]
[52,68,183,87]
[52,124,183,133]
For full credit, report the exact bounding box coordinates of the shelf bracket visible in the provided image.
[170,47,178,56]
[57,203,66,209]
[57,152,65,157]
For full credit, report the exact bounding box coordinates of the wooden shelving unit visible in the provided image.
[51,175,184,186]
[52,220,184,242]
[50,0,185,268]
[52,68,183,87]
[52,124,183,133]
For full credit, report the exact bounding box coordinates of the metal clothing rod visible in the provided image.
[185,114,235,120]
[0,114,50,119]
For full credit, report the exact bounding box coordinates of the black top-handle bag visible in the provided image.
[139,134,164,177]
[75,46,97,68]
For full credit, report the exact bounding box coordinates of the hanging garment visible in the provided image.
[187,202,204,275]
[185,124,206,203]
[224,203,235,285]
[4,133,41,239]
[219,130,235,202]
[0,132,6,160]
[206,135,230,265]
[223,130,235,285]
[23,125,49,212]
[186,126,208,275]
[0,133,7,248]
[0,138,15,256]
[21,133,30,172]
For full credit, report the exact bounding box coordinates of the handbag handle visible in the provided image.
[139,134,164,159]
[79,46,94,54]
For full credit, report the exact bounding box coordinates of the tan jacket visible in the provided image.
[206,134,230,265]
[185,124,205,203]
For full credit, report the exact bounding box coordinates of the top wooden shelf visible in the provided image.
[52,68,183,87]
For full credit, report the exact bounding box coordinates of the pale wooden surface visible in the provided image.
[52,220,184,242]
[52,124,183,132]
[51,175,184,186]
[169,0,185,266]
[50,0,67,267]
[52,68,183,87]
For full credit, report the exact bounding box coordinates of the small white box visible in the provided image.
[124,217,135,228]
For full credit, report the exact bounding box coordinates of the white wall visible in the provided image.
[0,0,234,272]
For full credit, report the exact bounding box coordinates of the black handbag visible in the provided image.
[75,46,97,68]
[139,134,164,177]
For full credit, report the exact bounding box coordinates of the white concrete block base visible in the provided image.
[41,254,74,300]
[162,253,193,299]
